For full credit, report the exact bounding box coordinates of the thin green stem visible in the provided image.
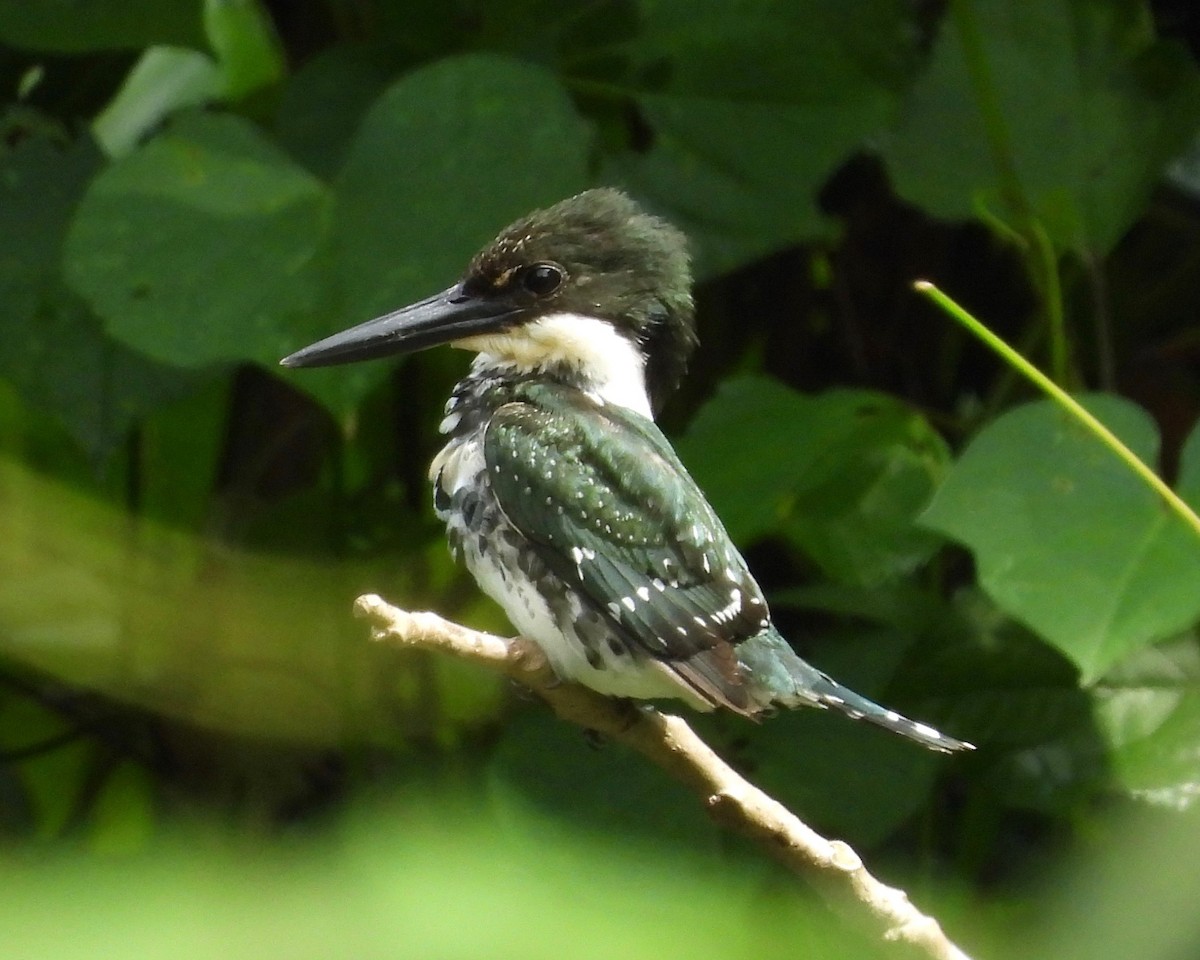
[950,0,1029,224]
[952,0,1071,387]
[1031,221,1069,386]
[914,280,1200,543]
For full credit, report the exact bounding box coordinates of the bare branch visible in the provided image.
[356,594,974,960]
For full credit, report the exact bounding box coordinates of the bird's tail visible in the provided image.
[740,632,974,753]
[792,666,974,753]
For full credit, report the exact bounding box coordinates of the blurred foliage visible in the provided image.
[2,0,1200,957]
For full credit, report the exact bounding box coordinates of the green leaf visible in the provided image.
[602,0,921,274]
[749,705,942,847]
[678,376,949,585]
[880,0,1200,254]
[301,54,592,415]
[0,0,204,52]
[72,57,596,420]
[273,44,402,180]
[923,395,1200,683]
[204,0,285,100]
[92,2,285,158]
[1094,635,1200,810]
[64,111,330,371]
[0,120,199,465]
[92,48,224,158]
[330,54,592,330]
[0,119,101,325]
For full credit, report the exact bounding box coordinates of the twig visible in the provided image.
[355,594,974,960]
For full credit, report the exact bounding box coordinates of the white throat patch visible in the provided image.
[454,312,653,419]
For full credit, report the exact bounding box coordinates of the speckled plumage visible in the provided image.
[282,189,973,753]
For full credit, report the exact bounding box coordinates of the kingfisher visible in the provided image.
[281,189,971,753]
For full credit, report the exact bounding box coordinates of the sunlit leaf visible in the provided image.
[64,111,330,371]
[923,396,1200,683]
[0,122,198,465]
[322,54,592,401]
[1094,635,1200,810]
[881,0,1200,254]
[679,376,949,585]
[603,0,921,274]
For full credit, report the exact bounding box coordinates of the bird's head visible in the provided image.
[281,189,696,416]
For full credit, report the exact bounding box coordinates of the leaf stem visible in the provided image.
[1031,220,1069,385]
[951,0,1070,385]
[950,0,1028,224]
[914,280,1200,542]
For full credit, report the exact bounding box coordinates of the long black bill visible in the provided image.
[280,283,520,369]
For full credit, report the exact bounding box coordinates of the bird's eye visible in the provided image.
[520,262,565,297]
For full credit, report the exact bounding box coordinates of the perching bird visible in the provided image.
[281,189,971,753]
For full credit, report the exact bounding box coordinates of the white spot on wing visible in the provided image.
[913,721,943,740]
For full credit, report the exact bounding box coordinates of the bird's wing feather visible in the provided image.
[484,383,770,710]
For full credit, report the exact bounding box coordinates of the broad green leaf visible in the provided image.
[5,288,202,468]
[881,0,1200,255]
[749,706,942,846]
[481,0,642,67]
[64,111,330,371]
[1094,635,1200,810]
[602,0,922,274]
[923,395,1200,683]
[92,48,223,158]
[302,54,592,415]
[0,0,203,52]
[678,376,949,585]
[773,581,950,638]
[0,121,199,465]
[331,54,591,330]
[204,0,285,100]
[92,2,285,158]
[0,120,101,340]
[1169,132,1200,200]
[273,44,403,180]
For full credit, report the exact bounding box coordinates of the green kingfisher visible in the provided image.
[281,189,972,753]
